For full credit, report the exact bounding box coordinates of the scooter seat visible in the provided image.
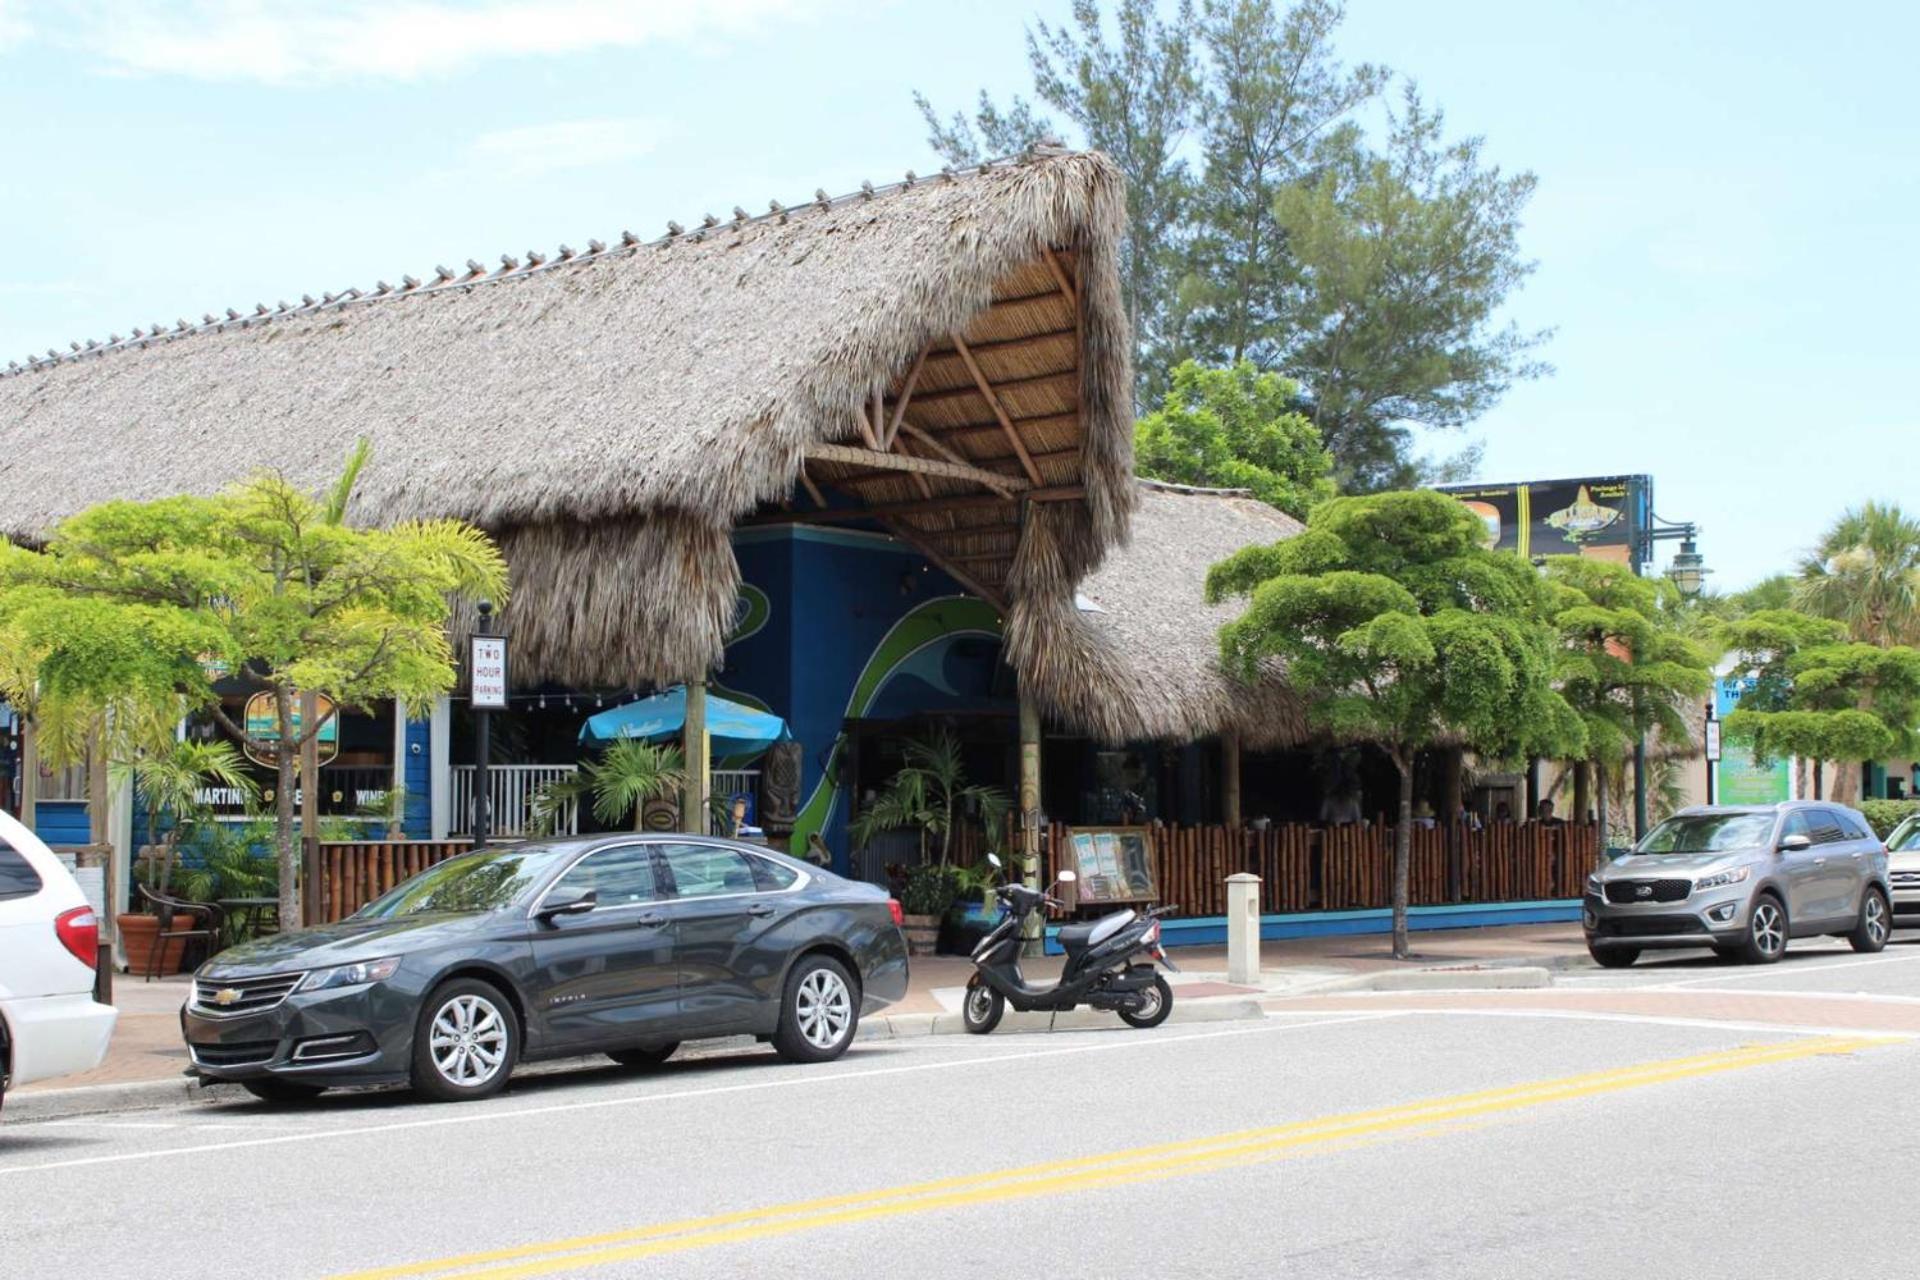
[1057,908,1137,954]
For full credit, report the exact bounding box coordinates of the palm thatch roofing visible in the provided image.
[0,145,1133,688]
[1011,478,1310,749]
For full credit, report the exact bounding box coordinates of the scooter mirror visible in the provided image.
[1055,869,1078,884]
[986,852,1002,869]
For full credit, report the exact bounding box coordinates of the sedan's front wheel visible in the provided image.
[773,955,858,1063]
[412,978,518,1103]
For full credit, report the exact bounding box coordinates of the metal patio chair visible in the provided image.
[136,885,225,982]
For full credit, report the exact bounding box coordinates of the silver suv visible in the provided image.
[1583,802,1890,967]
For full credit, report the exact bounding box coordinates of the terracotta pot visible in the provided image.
[116,912,192,976]
[900,913,941,957]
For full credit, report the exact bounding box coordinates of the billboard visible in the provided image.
[1438,475,1651,570]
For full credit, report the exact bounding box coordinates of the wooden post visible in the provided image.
[1018,689,1043,957]
[684,680,710,835]
[1221,732,1242,829]
[87,723,109,845]
[18,716,36,833]
[299,690,321,926]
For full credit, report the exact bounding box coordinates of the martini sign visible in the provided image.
[241,691,340,769]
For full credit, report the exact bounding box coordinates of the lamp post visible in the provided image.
[1632,520,1708,838]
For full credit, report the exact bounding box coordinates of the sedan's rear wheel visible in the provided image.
[773,955,858,1063]
[411,978,518,1102]
[608,1043,679,1069]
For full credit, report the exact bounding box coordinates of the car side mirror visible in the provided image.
[1778,834,1811,853]
[536,890,597,922]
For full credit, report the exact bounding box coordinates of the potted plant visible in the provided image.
[114,740,256,975]
[849,729,1009,955]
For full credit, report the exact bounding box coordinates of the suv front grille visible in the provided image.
[1603,879,1692,905]
[192,972,304,1017]
[1891,870,1920,889]
[189,1040,279,1069]
[1597,914,1707,938]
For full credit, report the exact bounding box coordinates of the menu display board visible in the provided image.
[1066,827,1157,903]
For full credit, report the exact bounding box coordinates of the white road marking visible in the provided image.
[0,1012,1401,1178]
[1652,949,1920,988]
[1391,1006,1920,1039]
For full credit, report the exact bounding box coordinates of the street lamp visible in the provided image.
[1667,536,1708,598]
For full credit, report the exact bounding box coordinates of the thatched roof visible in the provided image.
[1010,479,1309,749]
[0,146,1133,687]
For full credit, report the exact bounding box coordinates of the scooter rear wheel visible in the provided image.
[1117,975,1173,1029]
[962,977,1004,1035]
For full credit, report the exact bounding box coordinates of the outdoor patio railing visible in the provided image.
[314,838,475,923]
[449,764,578,837]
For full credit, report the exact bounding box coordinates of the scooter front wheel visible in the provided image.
[962,976,1005,1035]
[1118,974,1173,1029]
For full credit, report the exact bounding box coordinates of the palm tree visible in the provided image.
[530,740,687,834]
[1797,501,1920,647]
[849,729,1009,866]
[115,740,258,896]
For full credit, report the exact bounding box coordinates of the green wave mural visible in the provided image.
[788,595,1003,854]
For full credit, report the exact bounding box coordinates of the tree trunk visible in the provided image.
[274,688,301,926]
[1392,754,1413,961]
[1812,759,1825,801]
[1596,758,1610,851]
[1573,761,1592,826]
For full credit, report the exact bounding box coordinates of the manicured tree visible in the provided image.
[1206,490,1582,958]
[0,445,506,924]
[1721,611,1920,800]
[1541,557,1713,847]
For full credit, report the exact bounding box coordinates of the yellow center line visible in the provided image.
[329,1034,1896,1280]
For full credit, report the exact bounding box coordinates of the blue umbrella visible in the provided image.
[578,686,791,757]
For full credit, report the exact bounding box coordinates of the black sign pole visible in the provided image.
[1705,700,1718,806]
[472,601,493,850]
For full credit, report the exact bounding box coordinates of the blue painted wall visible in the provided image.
[404,717,431,839]
[724,526,1005,872]
[34,799,91,847]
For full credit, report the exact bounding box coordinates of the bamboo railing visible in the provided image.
[315,839,474,923]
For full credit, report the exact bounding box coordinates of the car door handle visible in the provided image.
[636,912,669,928]
[747,902,776,918]
[1813,857,1827,866]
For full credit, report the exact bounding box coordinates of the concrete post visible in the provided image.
[1226,872,1261,985]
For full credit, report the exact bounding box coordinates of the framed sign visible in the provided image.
[240,691,339,769]
[471,635,509,710]
[1704,718,1722,763]
[1065,826,1157,904]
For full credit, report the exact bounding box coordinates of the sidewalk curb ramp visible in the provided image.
[1336,965,1554,994]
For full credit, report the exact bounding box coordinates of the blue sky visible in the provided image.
[1,0,1911,589]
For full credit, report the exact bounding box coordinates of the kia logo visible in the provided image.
[1635,885,1653,898]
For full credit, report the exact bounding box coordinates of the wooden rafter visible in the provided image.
[880,518,1008,611]
[851,405,879,451]
[950,332,1044,486]
[744,486,1083,526]
[903,368,1076,410]
[884,346,929,449]
[804,442,1025,495]
[1041,246,1078,310]
[797,467,826,509]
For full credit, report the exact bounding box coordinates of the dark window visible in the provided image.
[1812,809,1852,844]
[354,845,576,918]
[0,843,43,900]
[1833,808,1876,841]
[547,845,661,908]
[659,844,759,899]
[749,855,800,892]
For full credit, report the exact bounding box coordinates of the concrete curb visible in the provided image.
[5,1076,249,1124]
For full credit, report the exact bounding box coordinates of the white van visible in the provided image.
[0,809,116,1112]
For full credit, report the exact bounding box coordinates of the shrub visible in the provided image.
[1859,798,1920,839]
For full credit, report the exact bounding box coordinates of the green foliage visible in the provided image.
[1208,490,1582,955]
[1794,500,1920,647]
[531,741,688,835]
[174,818,280,927]
[1134,360,1335,517]
[0,443,507,921]
[1859,799,1920,840]
[1721,609,1920,791]
[918,2,1545,484]
[849,729,1010,866]
[114,739,258,896]
[899,863,967,918]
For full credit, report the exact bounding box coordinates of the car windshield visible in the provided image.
[1889,818,1920,853]
[1635,813,1776,855]
[353,846,576,918]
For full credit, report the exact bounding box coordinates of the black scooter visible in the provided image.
[962,856,1178,1034]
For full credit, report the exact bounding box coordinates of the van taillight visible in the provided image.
[55,906,100,969]
[887,898,904,927]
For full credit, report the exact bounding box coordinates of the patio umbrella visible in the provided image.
[578,686,791,757]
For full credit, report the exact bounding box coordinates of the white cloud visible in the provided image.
[42,0,839,85]
[466,116,667,178]
[0,1,30,50]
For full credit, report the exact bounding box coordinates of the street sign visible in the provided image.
[471,635,509,709]
[1705,719,1722,763]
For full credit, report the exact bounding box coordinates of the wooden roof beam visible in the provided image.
[899,368,1076,410]
[743,486,1083,526]
[1041,246,1078,310]
[949,332,1044,486]
[804,442,1024,496]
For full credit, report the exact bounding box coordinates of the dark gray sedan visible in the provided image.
[181,836,909,1103]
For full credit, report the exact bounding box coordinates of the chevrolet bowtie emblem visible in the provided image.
[212,988,242,1006]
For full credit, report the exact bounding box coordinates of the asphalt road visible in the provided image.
[8,939,1920,1279]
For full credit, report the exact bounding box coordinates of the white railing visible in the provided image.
[450,764,579,837]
